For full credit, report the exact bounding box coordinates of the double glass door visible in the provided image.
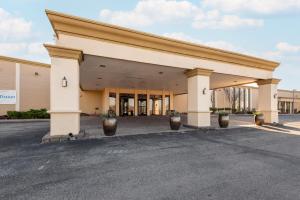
[138,94,147,116]
[119,94,135,116]
[149,95,162,115]
[118,93,167,116]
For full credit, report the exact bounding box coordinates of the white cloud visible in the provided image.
[262,42,300,62]
[0,42,27,54]
[0,8,32,41]
[192,10,263,29]
[163,32,202,43]
[202,0,300,14]
[27,42,48,55]
[0,41,51,60]
[99,0,263,30]
[163,32,236,51]
[100,0,198,27]
[204,41,236,51]
[276,42,300,53]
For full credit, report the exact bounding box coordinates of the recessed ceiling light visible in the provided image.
[99,64,106,68]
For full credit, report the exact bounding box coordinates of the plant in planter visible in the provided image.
[254,112,264,126]
[168,110,181,130]
[102,110,117,136]
[218,111,229,128]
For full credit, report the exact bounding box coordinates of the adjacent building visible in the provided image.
[0,55,50,115]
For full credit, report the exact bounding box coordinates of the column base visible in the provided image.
[50,111,81,136]
[261,110,278,123]
[187,111,210,127]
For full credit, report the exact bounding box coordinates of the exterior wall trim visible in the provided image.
[15,63,21,111]
[257,78,281,85]
[44,44,83,63]
[45,10,280,71]
[185,68,213,78]
[0,55,50,68]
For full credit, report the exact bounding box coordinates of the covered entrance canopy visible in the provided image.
[44,10,280,137]
[80,54,258,93]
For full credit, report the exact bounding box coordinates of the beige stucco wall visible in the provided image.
[80,90,102,115]
[0,60,16,115]
[57,34,273,80]
[19,63,50,111]
[251,88,259,110]
[174,94,187,113]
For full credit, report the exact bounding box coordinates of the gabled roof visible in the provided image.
[46,9,280,71]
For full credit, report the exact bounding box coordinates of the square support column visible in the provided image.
[185,68,213,127]
[257,78,281,124]
[162,91,166,115]
[116,91,120,116]
[146,91,150,116]
[134,91,138,116]
[44,44,83,136]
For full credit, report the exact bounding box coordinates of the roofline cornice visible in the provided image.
[45,9,280,71]
[44,44,83,63]
[0,55,50,68]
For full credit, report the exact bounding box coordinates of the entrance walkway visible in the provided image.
[81,114,256,138]
[82,116,191,139]
[81,114,300,138]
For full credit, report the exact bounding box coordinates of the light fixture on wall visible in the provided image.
[203,88,207,95]
[274,93,278,99]
[62,76,68,87]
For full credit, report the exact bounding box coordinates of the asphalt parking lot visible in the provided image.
[1,117,300,200]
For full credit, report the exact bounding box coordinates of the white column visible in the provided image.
[185,68,213,127]
[257,79,280,123]
[15,63,21,111]
[44,44,83,136]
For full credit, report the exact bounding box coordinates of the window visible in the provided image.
[109,93,116,112]
[165,95,170,114]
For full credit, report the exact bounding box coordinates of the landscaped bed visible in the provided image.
[0,109,50,120]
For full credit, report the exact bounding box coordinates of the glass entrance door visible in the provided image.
[119,93,135,116]
[149,95,162,115]
[138,94,147,116]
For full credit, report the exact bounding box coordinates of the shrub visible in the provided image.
[7,109,50,119]
[102,109,116,118]
[168,110,180,117]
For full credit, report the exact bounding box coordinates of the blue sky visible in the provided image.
[1,0,300,90]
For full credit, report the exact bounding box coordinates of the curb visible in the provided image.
[0,119,50,123]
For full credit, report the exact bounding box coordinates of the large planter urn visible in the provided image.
[255,113,264,126]
[169,110,181,130]
[218,112,229,128]
[102,110,117,136]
